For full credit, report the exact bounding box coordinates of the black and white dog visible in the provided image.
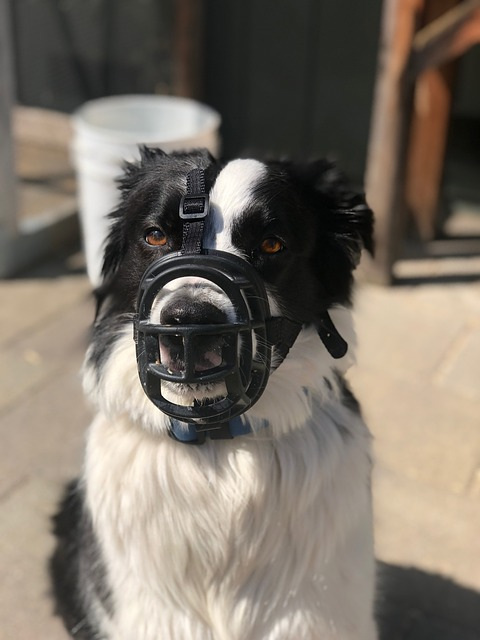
[52,148,377,639]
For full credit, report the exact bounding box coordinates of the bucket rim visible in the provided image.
[72,94,221,145]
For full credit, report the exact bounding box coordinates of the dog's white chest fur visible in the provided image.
[85,397,376,640]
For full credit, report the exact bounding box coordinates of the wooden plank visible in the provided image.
[172,0,204,99]
[411,0,480,73]
[0,0,18,237]
[406,0,461,240]
[364,0,424,284]
[405,65,457,239]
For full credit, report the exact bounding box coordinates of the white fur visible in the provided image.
[207,158,267,256]
[80,159,377,639]
[84,403,376,640]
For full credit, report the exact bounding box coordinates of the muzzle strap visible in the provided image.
[266,317,303,367]
[317,311,348,359]
[180,168,209,254]
[266,313,348,363]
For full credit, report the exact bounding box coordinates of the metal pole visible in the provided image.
[0,0,18,236]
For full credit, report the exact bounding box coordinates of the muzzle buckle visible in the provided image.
[179,194,209,220]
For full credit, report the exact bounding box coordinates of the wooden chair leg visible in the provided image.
[172,0,205,99]
[364,0,480,282]
[405,63,456,240]
[364,0,423,284]
[406,0,480,239]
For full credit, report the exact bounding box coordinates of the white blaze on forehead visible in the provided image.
[208,159,267,253]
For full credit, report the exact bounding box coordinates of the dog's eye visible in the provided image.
[144,228,167,247]
[259,237,284,254]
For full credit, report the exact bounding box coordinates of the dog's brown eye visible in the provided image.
[144,228,167,247]
[259,237,284,254]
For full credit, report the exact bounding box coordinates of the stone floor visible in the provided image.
[350,271,480,639]
[0,247,479,639]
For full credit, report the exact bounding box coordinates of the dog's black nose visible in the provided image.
[159,298,229,375]
[160,299,228,325]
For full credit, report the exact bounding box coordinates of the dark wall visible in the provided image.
[11,0,382,184]
[12,0,174,112]
[204,0,383,183]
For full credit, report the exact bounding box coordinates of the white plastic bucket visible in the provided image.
[72,94,221,286]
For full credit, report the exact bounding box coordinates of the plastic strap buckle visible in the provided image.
[179,194,210,220]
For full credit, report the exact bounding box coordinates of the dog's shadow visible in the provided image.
[377,561,480,639]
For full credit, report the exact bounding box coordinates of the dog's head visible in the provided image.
[84,148,373,437]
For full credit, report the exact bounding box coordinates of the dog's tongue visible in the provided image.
[194,347,223,372]
[159,336,223,374]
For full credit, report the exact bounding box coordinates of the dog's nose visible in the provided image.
[160,299,228,325]
[158,298,228,375]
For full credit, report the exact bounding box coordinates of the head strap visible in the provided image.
[180,168,209,254]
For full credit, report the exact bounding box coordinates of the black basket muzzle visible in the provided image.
[133,166,346,439]
[135,249,272,425]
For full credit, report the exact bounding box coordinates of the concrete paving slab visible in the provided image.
[0,275,91,497]
[349,368,480,494]
[0,294,93,414]
[455,282,480,314]
[0,477,70,640]
[0,274,90,348]
[468,465,480,497]
[0,265,90,640]
[353,283,479,385]
[0,364,90,498]
[0,301,93,412]
[435,322,480,401]
[373,464,480,592]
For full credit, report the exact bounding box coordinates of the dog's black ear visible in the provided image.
[292,159,374,266]
[99,146,217,287]
[100,209,127,283]
[100,147,172,283]
[139,145,167,163]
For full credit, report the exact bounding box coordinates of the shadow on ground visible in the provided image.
[378,562,480,640]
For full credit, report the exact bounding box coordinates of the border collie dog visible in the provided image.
[52,148,377,640]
